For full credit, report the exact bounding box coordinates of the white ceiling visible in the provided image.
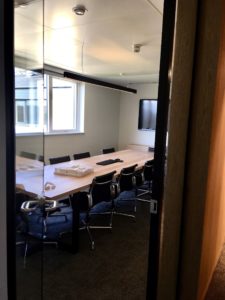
[14,0,163,84]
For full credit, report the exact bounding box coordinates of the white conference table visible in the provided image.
[16,149,154,200]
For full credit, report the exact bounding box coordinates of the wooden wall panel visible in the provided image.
[198,1,225,298]
[173,0,224,299]
[158,0,225,299]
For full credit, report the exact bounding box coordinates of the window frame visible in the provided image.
[15,72,84,136]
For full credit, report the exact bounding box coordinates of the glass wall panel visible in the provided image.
[14,1,44,299]
[14,0,164,298]
[41,1,163,299]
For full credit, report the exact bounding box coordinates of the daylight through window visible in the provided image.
[15,68,84,135]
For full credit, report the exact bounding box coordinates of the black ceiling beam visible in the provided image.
[30,65,137,94]
[64,71,137,94]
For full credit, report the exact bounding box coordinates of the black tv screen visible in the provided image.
[138,99,157,130]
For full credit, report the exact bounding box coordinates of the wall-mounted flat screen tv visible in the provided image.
[138,99,157,130]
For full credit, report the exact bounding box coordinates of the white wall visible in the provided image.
[118,83,158,150]
[16,83,121,163]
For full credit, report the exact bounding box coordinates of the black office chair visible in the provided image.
[20,151,37,160]
[73,152,91,160]
[78,170,117,250]
[136,159,154,203]
[38,155,44,162]
[19,199,72,266]
[102,147,115,154]
[114,164,138,219]
[49,155,71,164]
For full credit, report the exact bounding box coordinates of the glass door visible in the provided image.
[13,0,169,299]
[14,0,45,299]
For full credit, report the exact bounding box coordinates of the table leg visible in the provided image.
[58,194,80,253]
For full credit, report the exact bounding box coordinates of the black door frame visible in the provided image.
[1,0,16,299]
[146,0,177,299]
[3,0,177,299]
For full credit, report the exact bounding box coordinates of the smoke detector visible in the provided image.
[72,4,87,15]
[133,44,142,53]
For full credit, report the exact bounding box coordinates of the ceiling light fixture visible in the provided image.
[72,4,87,16]
[133,44,142,53]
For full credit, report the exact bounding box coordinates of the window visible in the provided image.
[15,68,84,135]
[51,78,77,131]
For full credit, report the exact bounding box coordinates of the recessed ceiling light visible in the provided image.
[72,5,87,16]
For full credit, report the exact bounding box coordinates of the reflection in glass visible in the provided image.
[14,0,44,299]
[15,68,46,134]
[14,0,163,298]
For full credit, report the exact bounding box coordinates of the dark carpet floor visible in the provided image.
[205,244,225,300]
[16,199,151,300]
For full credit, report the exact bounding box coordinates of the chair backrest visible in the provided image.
[49,155,71,165]
[38,155,44,162]
[20,151,37,160]
[90,171,116,206]
[102,147,115,154]
[118,164,137,192]
[73,152,90,160]
[143,160,154,181]
[146,159,154,166]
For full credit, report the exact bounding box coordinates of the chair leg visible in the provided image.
[137,195,151,203]
[23,240,28,268]
[114,198,136,220]
[137,188,152,203]
[86,226,95,250]
[79,220,95,250]
[114,211,136,219]
[137,179,152,202]
[80,210,114,249]
[109,211,113,228]
[89,212,113,230]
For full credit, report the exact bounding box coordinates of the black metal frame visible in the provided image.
[64,71,137,94]
[34,64,137,94]
[146,0,177,299]
[1,0,16,299]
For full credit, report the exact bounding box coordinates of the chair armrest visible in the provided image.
[113,182,120,197]
[132,174,137,187]
[45,200,57,212]
[135,168,144,186]
[87,194,92,208]
[21,200,39,212]
[110,183,117,199]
